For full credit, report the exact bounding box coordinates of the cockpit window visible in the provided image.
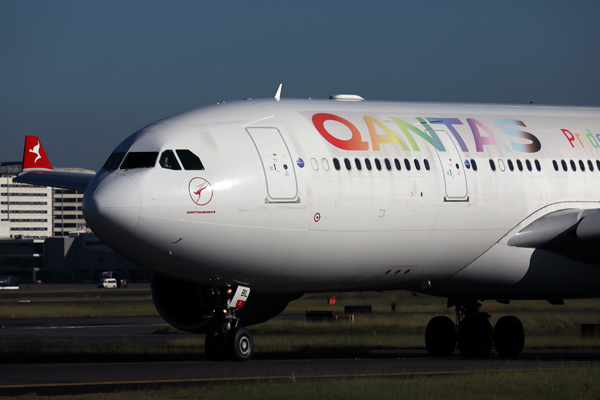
[120,152,159,170]
[102,152,126,170]
[176,150,204,170]
[159,150,181,170]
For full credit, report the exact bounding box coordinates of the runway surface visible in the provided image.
[1,317,600,396]
[1,350,600,396]
[0,348,599,396]
[1,316,168,341]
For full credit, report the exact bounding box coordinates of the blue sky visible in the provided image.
[1,1,599,171]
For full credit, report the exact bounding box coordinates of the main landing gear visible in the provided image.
[204,286,254,362]
[425,299,524,358]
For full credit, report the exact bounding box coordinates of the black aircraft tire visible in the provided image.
[458,315,493,358]
[425,316,456,357]
[227,327,253,362]
[205,327,227,361]
[494,316,524,358]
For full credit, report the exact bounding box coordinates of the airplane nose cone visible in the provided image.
[83,174,141,235]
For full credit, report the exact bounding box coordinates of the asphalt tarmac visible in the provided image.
[1,316,600,396]
[0,316,168,341]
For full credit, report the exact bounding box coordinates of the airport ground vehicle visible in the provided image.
[97,278,117,289]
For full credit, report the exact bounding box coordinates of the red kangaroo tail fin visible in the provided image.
[22,135,53,170]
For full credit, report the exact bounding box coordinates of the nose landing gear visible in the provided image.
[204,285,254,362]
[228,327,253,361]
[205,325,254,362]
[205,327,227,361]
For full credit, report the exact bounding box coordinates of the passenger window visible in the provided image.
[102,152,126,170]
[333,158,341,170]
[597,160,600,171]
[470,159,477,171]
[404,158,411,171]
[384,159,392,171]
[159,150,181,170]
[414,159,421,170]
[490,160,496,171]
[176,150,204,170]
[588,160,594,171]
[579,160,585,171]
[424,159,431,170]
[375,159,382,171]
[355,158,362,170]
[561,160,567,171]
[365,158,372,170]
[553,160,558,171]
[311,158,319,170]
[535,160,541,171]
[517,160,523,171]
[570,160,576,171]
[322,158,330,170]
[394,159,401,170]
[526,160,532,171]
[344,158,351,170]
[120,152,159,170]
[507,160,514,171]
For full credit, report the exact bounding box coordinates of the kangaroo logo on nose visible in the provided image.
[194,183,208,197]
[188,177,213,206]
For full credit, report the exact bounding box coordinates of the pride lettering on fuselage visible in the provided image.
[562,129,600,149]
[312,113,542,154]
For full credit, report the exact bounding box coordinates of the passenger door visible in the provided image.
[430,130,469,202]
[246,127,299,202]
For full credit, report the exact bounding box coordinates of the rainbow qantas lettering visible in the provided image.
[312,113,543,153]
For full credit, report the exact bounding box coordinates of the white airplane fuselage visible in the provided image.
[82,98,600,300]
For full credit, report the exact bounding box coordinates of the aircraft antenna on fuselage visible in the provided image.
[274,83,282,101]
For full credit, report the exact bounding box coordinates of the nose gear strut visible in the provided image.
[204,285,254,361]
